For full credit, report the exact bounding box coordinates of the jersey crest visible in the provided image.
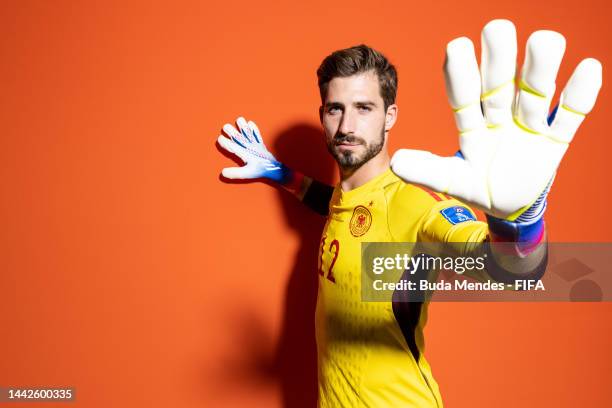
[349,205,372,237]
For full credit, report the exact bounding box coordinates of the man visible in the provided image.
[216,19,601,407]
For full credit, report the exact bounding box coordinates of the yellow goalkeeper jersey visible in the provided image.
[315,168,488,407]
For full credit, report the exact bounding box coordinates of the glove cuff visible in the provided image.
[486,211,546,256]
[488,176,552,255]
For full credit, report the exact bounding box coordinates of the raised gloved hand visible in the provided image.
[390,19,602,224]
[217,117,304,194]
[217,117,292,183]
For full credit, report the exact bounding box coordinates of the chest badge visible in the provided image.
[349,205,372,237]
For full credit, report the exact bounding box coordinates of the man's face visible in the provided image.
[321,71,389,170]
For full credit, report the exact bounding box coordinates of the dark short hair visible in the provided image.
[316,44,398,110]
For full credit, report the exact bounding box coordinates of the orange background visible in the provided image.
[1,1,611,407]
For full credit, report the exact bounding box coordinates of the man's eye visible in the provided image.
[358,106,371,112]
[327,107,340,114]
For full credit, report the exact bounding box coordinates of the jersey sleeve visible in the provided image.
[417,197,487,248]
[386,181,487,245]
[387,181,546,284]
[417,195,547,284]
[301,179,334,216]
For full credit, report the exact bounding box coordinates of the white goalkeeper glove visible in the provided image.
[217,117,292,183]
[217,117,304,193]
[390,19,602,222]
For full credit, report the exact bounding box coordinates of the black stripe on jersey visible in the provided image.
[391,255,434,362]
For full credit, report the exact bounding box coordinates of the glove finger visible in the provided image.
[391,149,488,208]
[223,123,249,148]
[444,37,486,134]
[550,58,602,143]
[221,165,258,179]
[516,30,565,135]
[236,117,254,143]
[217,135,249,163]
[247,119,279,162]
[480,19,517,127]
[248,120,262,144]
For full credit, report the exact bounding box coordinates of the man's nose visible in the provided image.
[339,110,356,135]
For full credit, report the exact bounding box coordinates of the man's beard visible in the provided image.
[327,126,385,171]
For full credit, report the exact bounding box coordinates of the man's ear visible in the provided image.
[385,104,398,132]
[319,106,323,124]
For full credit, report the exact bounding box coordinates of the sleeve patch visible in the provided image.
[440,206,476,225]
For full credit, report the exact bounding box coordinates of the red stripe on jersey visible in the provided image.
[415,185,444,201]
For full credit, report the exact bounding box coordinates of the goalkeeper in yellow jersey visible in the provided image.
[216,19,602,407]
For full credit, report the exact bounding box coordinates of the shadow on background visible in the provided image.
[215,122,336,407]
[272,124,335,408]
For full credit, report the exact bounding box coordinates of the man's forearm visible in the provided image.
[276,169,333,216]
